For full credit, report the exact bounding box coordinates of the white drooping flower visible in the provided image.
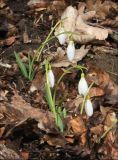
[56,27,67,45]
[47,69,55,88]
[78,73,88,96]
[67,41,75,61]
[85,99,93,117]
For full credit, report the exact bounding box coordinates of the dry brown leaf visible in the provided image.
[100,106,112,118]
[65,134,74,144]
[80,132,87,145]
[23,30,31,44]
[11,90,56,133]
[27,0,49,9]
[28,0,66,13]
[86,63,118,96]
[55,6,110,44]
[101,16,118,28]
[0,89,57,137]
[49,0,66,12]
[0,144,21,159]
[0,0,6,8]
[111,147,118,160]
[69,116,86,135]
[3,36,16,46]
[74,15,109,42]
[20,150,29,160]
[0,127,5,138]
[89,87,105,97]
[98,143,118,160]
[86,0,118,20]
[7,23,17,37]
[43,135,66,147]
[52,45,89,67]
[90,124,104,135]
[30,71,45,92]
[104,112,117,127]
[74,95,83,108]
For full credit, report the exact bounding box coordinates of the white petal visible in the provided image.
[48,70,55,88]
[67,41,75,61]
[78,75,88,96]
[85,99,93,117]
[56,28,66,45]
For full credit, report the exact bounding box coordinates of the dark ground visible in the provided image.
[0,0,118,160]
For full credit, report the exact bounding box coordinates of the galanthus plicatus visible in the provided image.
[67,40,75,61]
[78,73,88,96]
[85,98,93,117]
[47,69,55,88]
[56,27,67,45]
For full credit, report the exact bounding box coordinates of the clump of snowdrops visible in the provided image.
[56,25,94,117]
[15,19,93,132]
[45,59,93,132]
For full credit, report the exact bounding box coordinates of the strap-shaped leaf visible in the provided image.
[15,52,28,79]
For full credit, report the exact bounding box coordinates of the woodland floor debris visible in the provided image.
[0,0,118,160]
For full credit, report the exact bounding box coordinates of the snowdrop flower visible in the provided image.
[67,41,75,61]
[78,73,88,96]
[56,27,67,45]
[47,69,55,88]
[85,98,93,117]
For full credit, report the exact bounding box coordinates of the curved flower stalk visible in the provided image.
[85,98,93,117]
[56,27,67,45]
[78,73,88,96]
[48,69,55,88]
[67,40,75,61]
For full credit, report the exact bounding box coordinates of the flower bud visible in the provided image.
[78,73,88,96]
[56,28,67,45]
[67,41,75,61]
[48,69,55,88]
[85,99,93,117]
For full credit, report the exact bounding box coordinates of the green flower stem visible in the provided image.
[99,119,117,143]
[53,72,67,104]
[28,26,68,78]
[53,65,86,104]
[36,20,62,61]
[45,60,57,119]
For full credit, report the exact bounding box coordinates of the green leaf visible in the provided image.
[15,52,28,79]
[28,54,34,80]
[62,108,67,118]
[56,114,64,132]
[45,83,56,118]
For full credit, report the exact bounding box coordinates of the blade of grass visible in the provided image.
[28,54,35,80]
[14,52,28,79]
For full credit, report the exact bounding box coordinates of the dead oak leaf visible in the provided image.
[86,63,118,96]
[89,87,105,97]
[6,89,57,133]
[27,0,49,9]
[74,15,109,42]
[65,134,74,144]
[28,0,66,12]
[69,116,86,135]
[90,124,104,135]
[86,0,118,20]
[29,71,45,93]
[55,6,110,44]
[4,36,16,46]
[43,134,66,147]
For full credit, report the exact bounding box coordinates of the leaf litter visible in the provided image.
[0,0,118,159]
